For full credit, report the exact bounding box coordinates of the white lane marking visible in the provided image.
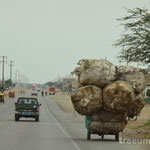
[44,101,81,150]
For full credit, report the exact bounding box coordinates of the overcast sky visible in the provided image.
[0,0,149,84]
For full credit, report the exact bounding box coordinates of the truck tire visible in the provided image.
[87,131,91,140]
[115,133,119,141]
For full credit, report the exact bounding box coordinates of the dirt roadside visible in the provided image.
[51,91,150,139]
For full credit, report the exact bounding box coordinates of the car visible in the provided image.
[31,92,38,96]
[14,97,41,122]
[31,89,38,96]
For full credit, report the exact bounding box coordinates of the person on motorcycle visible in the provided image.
[41,91,44,96]
[45,91,47,96]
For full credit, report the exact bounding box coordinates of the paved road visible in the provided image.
[0,93,148,150]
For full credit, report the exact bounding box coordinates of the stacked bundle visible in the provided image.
[71,85,103,115]
[117,66,145,93]
[73,59,116,87]
[71,59,145,133]
[90,110,127,133]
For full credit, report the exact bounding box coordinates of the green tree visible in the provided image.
[114,7,150,64]
[5,79,12,89]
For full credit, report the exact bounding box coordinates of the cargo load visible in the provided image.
[103,81,135,113]
[90,121,126,133]
[117,66,146,93]
[71,85,102,115]
[73,59,116,88]
[127,94,145,118]
[91,110,127,122]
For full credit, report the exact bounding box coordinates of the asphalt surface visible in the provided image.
[0,92,149,150]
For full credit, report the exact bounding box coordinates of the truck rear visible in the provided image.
[49,87,55,95]
[15,97,41,121]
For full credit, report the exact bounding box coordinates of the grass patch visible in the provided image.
[144,120,150,126]
[134,120,150,129]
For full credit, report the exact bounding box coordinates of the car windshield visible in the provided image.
[18,99,38,105]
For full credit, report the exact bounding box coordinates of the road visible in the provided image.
[0,92,148,150]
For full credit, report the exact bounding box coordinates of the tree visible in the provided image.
[45,82,55,87]
[114,8,150,64]
[5,79,12,89]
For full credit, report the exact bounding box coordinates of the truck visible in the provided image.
[49,87,55,95]
[14,97,41,121]
[85,116,120,141]
[32,84,37,89]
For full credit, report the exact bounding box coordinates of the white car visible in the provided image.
[31,89,38,96]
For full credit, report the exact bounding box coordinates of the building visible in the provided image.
[62,78,77,91]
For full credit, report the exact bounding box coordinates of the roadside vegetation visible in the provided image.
[114,7,150,65]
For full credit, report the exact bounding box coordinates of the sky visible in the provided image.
[0,0,149,84]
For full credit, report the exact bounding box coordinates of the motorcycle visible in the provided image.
[41,91,44,97]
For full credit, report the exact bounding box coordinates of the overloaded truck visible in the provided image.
[49,87,55,95]
[71,59,145,141]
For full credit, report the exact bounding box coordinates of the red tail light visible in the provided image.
[37,106,39,112]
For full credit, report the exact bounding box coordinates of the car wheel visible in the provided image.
[35,116,39,122]
[15,116,19,121]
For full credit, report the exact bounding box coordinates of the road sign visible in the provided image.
[72,82,78,88]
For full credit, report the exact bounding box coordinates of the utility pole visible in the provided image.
[0,56,7,92]
[14,70,18,83]
[9,61,14,81]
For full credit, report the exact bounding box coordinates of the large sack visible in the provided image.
[103,81,135,113]
[127,94,145,118]
[118,66,138,74]
[90,121,126,133]
[73,59,116,88]
[122,73,145,93]
[117,66,146,93]
[91,110,127,122]
[71,85,102,115]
